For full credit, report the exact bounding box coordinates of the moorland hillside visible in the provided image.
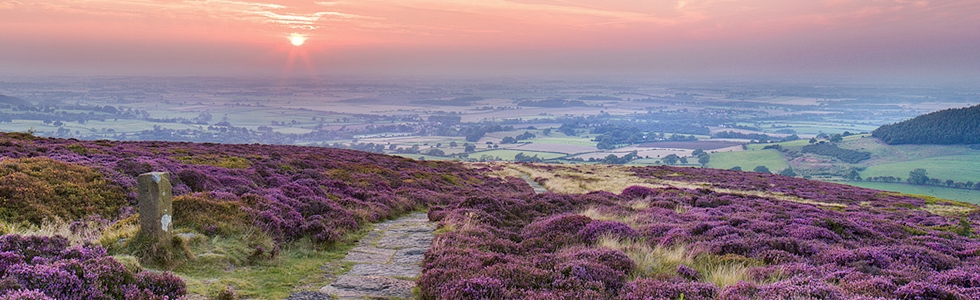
[0,132,978,299]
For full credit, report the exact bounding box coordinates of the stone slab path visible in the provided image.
[292,212,435,299]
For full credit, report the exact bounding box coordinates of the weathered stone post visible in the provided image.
[138,172,173,245]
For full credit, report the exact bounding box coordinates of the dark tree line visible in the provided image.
[713,131,798,143]
[873,104,980,145]
[801,142,871,163]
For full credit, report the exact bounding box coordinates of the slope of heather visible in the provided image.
[873,104,980,145]
[0,132,528,298]
[0,132,979,299]
[422,164,980,299]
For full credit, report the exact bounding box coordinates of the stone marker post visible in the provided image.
[138,172,173,245]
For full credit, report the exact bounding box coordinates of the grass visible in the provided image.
[391,154,457,161]
[527,135,598,147]
[175,231,364,299]
[860,154,980,184]
[470,149,566,160]
[595,236,754,288]
[706,149,789,172]
[845,181,980,205]
[482,163,662,194]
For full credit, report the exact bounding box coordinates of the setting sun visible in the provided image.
[288,33,305,47]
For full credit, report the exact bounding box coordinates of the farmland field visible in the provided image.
[706,149,789,172]
[846,181,980,204]
[528,135,598,147]
[637,140,741,150]
[470,149,567,160]
[860,154,980,184]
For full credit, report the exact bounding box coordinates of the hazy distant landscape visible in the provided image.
[3,0,980,298]
[2,76,978,203]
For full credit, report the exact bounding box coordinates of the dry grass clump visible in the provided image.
[596,236,692,279]
[578,206,642,229]
[596,235,754,289]
[481,163,848,211]
[480,163,664,194]
[2,216,111,245]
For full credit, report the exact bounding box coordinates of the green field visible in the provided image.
[746,139,810,151]
[706,149,789,172]
[860,154,980,184]
[529,135,598,147]
[392,154,457,161]
[471,149,567,160]
[846,181,980,204]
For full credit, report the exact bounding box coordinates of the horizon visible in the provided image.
[1,0,979,84]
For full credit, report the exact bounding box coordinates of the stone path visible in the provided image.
[519,172,549,194]
[293,212,435,299]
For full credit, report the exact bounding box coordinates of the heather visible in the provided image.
[2,132,980,298]
[421,165,980,299]
[0,234,184,299]
[0,132,524,297]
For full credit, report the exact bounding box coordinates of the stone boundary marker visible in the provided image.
[138,172,173,246]
[308,212,435,299]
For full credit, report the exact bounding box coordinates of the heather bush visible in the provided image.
[0,289,54,300]
[617,278,718,300]
[579,220,639,243]
[756,276,846,299]
[440,276,506,299]
[620,185,657,200]
[0,234,183,299]
[894,281,967,300]
[676,264,701,281]
[0,157,127,224]
[553,260,626,295]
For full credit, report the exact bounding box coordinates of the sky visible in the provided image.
[1,0,979,82]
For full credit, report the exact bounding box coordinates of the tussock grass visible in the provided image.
[596,236,692,279]
[703,263,751,288]
[597,236,755,289]
[480,163,663,194]
[3,217,110,245]
[579,207,641,228]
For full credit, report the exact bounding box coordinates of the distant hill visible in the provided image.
[873,104,980,145]
[0,94,29,106]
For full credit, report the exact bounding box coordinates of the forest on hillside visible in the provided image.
[873,104,980,145]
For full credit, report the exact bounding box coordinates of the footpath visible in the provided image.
[288,211,435,299]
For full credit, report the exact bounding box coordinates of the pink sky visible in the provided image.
[1,0,978,80]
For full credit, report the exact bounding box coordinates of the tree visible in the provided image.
[425,148,445,156]
[692,148,706,157]
[662,154,680,165]
[501,136,517,144]
[754,166,771,174]
[730,166,742,171]
[698,155,710,166]
[809,137,818,144]
[908,168,929,185]
[843,170,862,181]
[946,179,956,187]
[464,144,476,153]
[779,168,797,177]
[679,157,689,164]
[830,134,843,143]
[449,141,458,148]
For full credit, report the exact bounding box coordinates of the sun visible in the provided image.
[288,33,306,47]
